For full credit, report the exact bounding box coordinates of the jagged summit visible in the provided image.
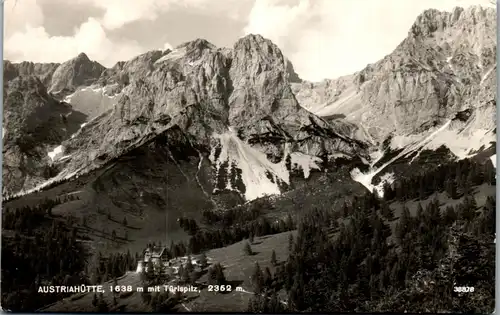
[234,34,284,57]
[177,38,217,51]
[409,5,495,39]
[293,5,496,160]
[49,52,105,93]
[3,33,369,199]
[236,34,270,45]
[3,9,496,313]
[74,52,91,62]
[3,60,60,86]
[5,5,495,200]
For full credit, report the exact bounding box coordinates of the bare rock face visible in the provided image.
[97,50,168,91]
[2,76,86,195]
[3,35,369,199]
[294,6,496,148]
[49,53,106,93]
[4,6,494,200]
[3,60,60,86]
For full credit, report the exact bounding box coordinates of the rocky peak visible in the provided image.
[6,76,49,101]
[410,9,448,37]
[3,60,60,86]
[235,34,275,49]
[3,60,18,82]
[228,33,302,127]
[183,39,218,63]
[75,52,91,63]
[293,5,496,150]
[233,34,285,67]
[97,50,167,89]
[3,74,88,196]
[3,34,370,198]
[409,6,495,39]
[49,52,106,93]
[178,38,216,51]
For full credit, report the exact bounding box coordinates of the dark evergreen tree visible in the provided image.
[288,233,294,253]
[243,241,253,255]
[207,263,226,285]
[199,253,208,270]
[251,262,264,294]
[444,206,457,225]
[271,250,277,266]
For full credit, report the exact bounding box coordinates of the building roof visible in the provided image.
[145,246,166,258]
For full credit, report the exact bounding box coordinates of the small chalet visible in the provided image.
[136,246,169,273]
[136,247,207,276]
[144,247,169,265]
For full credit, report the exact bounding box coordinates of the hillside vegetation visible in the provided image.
[13,156,495,313]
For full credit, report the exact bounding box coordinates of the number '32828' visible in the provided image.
[454,286,474,293]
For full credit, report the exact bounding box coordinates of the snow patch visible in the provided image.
[209,128,289,200]
[48,145,64,161]
[480,65,495,85]
[69,116,99,139]
[65,190,82,196]
[315,89,358,117]
[374,172,395,196]
[5,166,85,200]
[351,120,453,195]
[490,154,496,168]
[351,169,395,198]
[389,119,491,161]
[155,47,187,64]
[64,93,75,103]
[2,127,4,140]
[369,150,385,167]
[411,127,494,160]
[446,56,455,72]
[405,120,453,161]
[290,152,322,178]
[186,59,204,67]
[59,155,72,161]
[64,85,120,117]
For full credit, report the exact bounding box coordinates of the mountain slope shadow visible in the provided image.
[2,128,220,255]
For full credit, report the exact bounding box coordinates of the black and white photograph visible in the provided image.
[1,0,497,313]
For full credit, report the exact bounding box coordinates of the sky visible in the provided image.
[3,0,495,82]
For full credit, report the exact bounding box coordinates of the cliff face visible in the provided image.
[3,35,368,199]
[293,6,496,158]
[2,76,87,194]
[3,6,495,200]
[49,52,106,93]
[3,61,60,87]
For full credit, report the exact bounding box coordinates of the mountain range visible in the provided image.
[1,5,497,313]
[2,5,496,207]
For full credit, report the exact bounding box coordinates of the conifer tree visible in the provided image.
[243,241,253,255]
[199,253,208,270]
[251,262,264,294]
[444,206,457,225]
[264,266,273,288]
[288,233,294,253]
[208,263,226,285]
[271,250,277,266]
